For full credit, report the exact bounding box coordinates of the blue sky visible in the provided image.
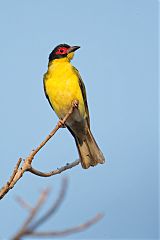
[0,0,158,239]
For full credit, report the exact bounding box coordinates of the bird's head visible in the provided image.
[49,44,80,62]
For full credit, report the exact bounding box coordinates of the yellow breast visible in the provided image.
[44,58,85,119]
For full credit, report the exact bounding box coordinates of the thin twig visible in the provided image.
[8,158,22,185]
[13,188,50,240]
[12,178,104,240]
[26,213,104,238]
[29,159,80,177]
[23,188,50,228]
[15,196,33,211]
[0,103,79,200]
[0,158,22,200]
[30,177,68,231]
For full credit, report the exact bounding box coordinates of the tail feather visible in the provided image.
[76,129,105,169]
[75,138,91,169]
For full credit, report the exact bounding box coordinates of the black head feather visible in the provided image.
[49,43,70,62]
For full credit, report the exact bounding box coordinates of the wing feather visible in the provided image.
[72,66,90,128]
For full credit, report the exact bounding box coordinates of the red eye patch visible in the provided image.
[55,47,68,55]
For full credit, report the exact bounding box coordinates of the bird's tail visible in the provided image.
[75,128,105,169]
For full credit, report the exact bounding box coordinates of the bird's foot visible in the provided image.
[72,99,79,109]
[58,119,66,128]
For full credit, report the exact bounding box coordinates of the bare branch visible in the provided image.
[0,103,80,200]
[12,188,50,240]
[30,177,68,231]
[12,178,104,240]
[15,196,33,211]
[28,159,80,177]
[22,188,50,228]
[26,213,104,238]
[8,158,22,185]
[0,158,22,199]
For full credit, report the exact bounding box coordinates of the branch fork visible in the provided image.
[12,178,104,240]
[0,101,80,200]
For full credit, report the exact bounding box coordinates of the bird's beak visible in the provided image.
[67,46,80,54]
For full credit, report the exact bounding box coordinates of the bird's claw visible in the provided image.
[58,119,66,128]
[72,99,79,109]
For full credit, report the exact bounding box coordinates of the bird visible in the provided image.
[43,43,105,169]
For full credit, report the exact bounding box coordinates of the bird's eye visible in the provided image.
[60,49,64,53]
